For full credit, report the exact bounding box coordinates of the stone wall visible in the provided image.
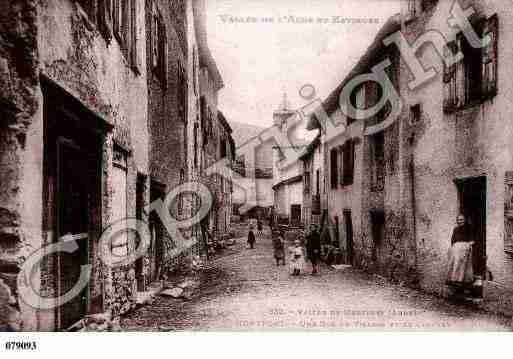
[1,0,149,330]
[0,0,40,331]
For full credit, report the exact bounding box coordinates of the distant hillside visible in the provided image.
[229,120,268,147]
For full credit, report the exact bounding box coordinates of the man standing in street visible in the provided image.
[306,224,321,275]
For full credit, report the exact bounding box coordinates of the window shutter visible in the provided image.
[347,140,354,185]
[130,0,141,73]
[443,41,458,113]
[121,0,129,57]
[160,20,168,89]
[455,35,465,108]
[342,140,354,185]
[482,14,498,99]
[338,145,344,186]
[151,2,158,69]
[330,148,338,189]
[99,0,113,43]
[113,0,121,40]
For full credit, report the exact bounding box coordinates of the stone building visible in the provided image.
[186,0,203,257]
[316,14,406,271]
[216,111,235,238]
[143,0,190,287]
[299,134,323,228]
[194,0,227,248]
[0,0,148,330]
[395,0,513,309]
[311,0,513,313]
[272,96,308,226]
[230,121,274,220]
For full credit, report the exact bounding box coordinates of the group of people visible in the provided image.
[247,213,481,295]
[247,221,322,276]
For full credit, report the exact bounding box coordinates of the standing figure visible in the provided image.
[247,227,256,249]
[446,214,475,297]
[257,219,263,237]
[289,240,305,276]
[272,231,286,266]
[306,224,321,275]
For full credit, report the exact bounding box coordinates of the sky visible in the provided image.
[205,0,401,128]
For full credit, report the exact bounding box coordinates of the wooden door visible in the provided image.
[344,210,354,265]
[57,138,91,330]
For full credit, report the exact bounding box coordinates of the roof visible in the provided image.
[299,134,321,161]
[322,14,401,116]
[272,174,303,190]
[217,111,233,134]
[193,0,224,90]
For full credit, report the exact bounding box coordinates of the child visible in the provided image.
[289,240,305,276]
[247,226,256,249]
[272,231,286,266]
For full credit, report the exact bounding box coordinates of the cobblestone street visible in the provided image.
[121,229,512,331]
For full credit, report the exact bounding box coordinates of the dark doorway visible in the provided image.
[290,204,302,226]
[456,176,486,276]
[149,181,166,282]
[135,175,147,292]
[370,210,385,269]
[43,80,103,330]
[343,210,354,265]
[57,138,95,330]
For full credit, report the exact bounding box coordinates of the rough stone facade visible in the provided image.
[0,0,149,330]
[322,14,417,282]
[315,0,513,315]
[398,0,513,311]
[145,0,192,278]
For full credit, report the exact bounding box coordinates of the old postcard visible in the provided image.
[1,1,513,353]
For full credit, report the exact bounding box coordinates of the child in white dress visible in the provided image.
[289,240,305,276]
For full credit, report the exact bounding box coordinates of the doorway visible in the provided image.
[290,204,301,226]
[370,210,385,270]
[43,80,103,330]
[456,176,486,276]
[343,210,354,265]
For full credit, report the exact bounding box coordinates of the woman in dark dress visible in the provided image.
[446,214,475,293]
[247,227,256,249]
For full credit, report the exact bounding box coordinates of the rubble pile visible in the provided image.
[160,278,200,301]
[67,312,123,332]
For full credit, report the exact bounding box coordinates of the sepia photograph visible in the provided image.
[1,0,513,356]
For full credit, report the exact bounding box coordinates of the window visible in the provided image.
[92,0,140,72]
[193,48,198,95]
[460,32,482,105]
[99,0,113,43]
[481,14,498,99]
[444,15,498,113]
[370,133,385,192]
[177,62,187,122]
[194,122,199,168]
[410,103,422,124]
[178,169,185,217]
[304,170,311,194]
[315,169,320,195]
[443,41,459,113]
[341,140,355,186]
[220,139,227,158]
[330,148,338,189]
[407,0,419,18]
[151,3,167,87]
[112,147,128,257]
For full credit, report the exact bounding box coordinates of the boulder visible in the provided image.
[177,279,199,289]
[160,287,184,298]
[0,279,21,331]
